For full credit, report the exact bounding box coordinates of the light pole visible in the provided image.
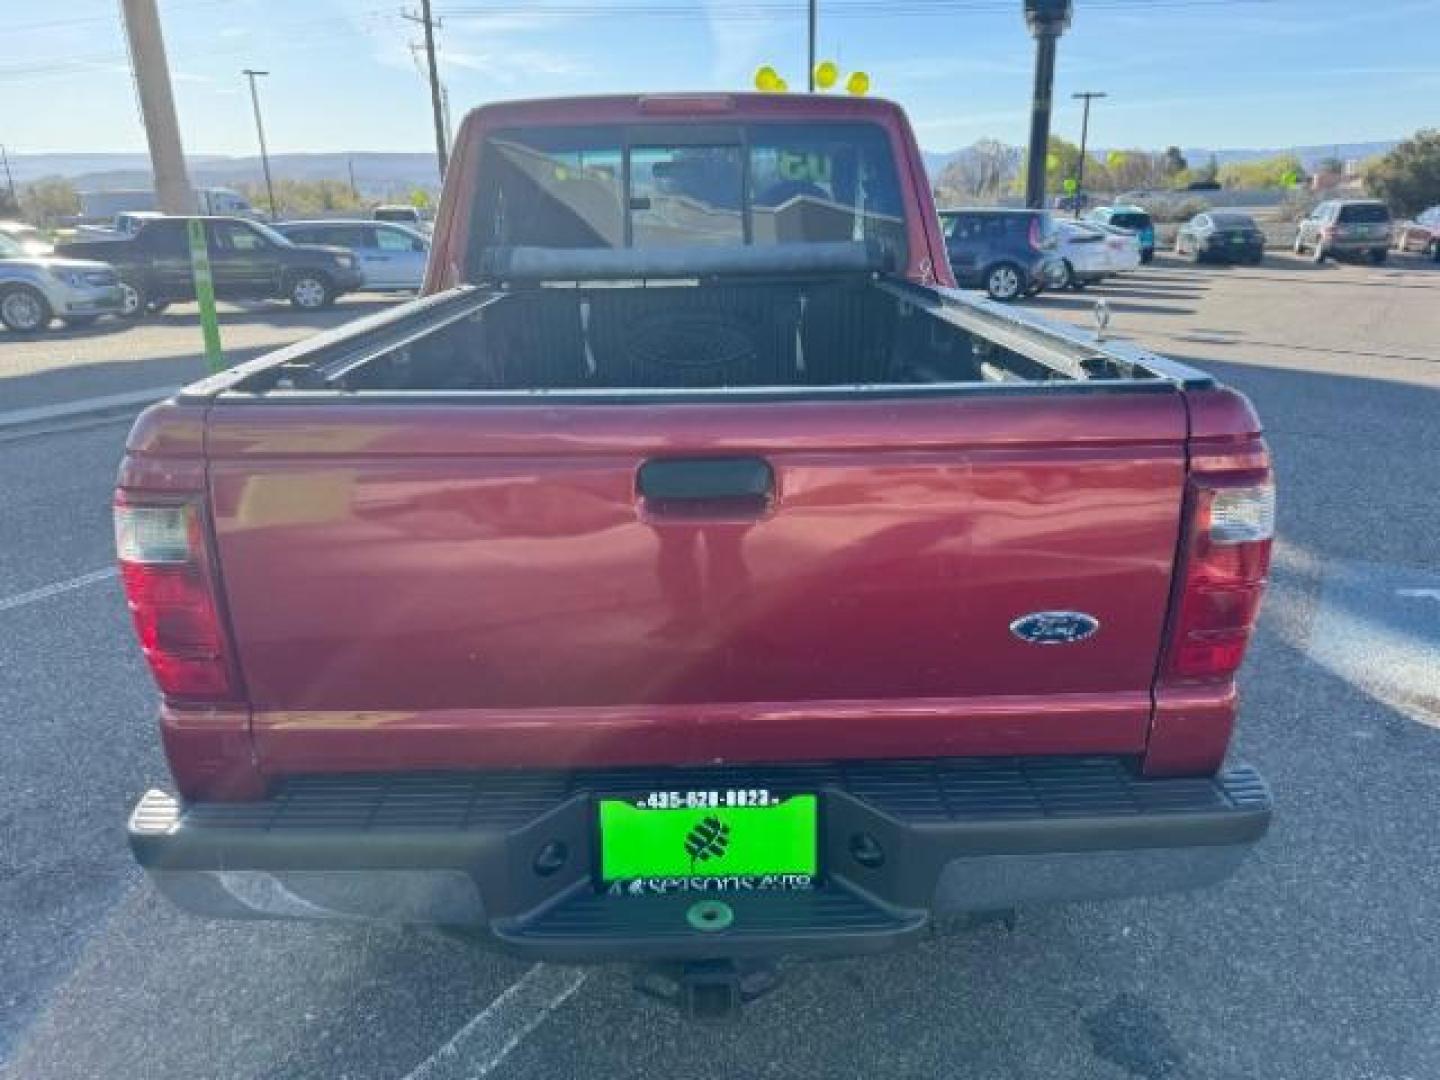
[1022,0,1073,209]
[1072,90,1106,216]
[242,68,277,218]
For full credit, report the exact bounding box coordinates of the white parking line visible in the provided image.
[1306,559,1440,729]
[0,386,178,431]
[403,964,588,1080]
[0,567,118,612]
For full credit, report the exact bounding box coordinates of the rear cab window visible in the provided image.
[1110,211,1153,231]
[471,121,908,270]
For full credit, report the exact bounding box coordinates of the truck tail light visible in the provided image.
[115,494,236,700]
[1028,216,1044,251]
[1163,478,1274,681]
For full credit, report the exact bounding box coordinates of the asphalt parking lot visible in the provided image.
[2,254,1438,1079]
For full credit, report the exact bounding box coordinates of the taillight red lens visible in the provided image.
[1164,479,1274,681]
[115,497,235,700]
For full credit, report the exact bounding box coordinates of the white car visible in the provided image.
[274,220,430,291]
[1091,222,1143,274]
[1054,220,1140,289]
[0,230,123,332]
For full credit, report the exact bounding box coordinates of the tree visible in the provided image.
[18,177,80,226]
[1364,129,1440,215]
[1106,150,1168,192]
[935,139,1021,204]
[236,178,366,215]
[1162,146,1188,178]
[1218,153,1304,190]
[0,188,20,218]
[1012,136,1111,196]
[1197,153,1220,184]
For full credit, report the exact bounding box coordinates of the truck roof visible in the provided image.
[459,92,909,131]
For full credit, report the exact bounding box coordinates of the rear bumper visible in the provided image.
[129,756,1270,962]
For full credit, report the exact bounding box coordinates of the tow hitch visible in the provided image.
[633,959,782,1020]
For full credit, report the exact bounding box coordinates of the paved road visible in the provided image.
[0,294,398,413]
[2,254,1438,1079]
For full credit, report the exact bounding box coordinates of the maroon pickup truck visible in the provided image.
[122,94,1272,1014]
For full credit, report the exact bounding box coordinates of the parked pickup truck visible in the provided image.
[121,94,1273,1016]
[59,214,363,316]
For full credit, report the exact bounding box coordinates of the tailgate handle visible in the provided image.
[637,457,773,517]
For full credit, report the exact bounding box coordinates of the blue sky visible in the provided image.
[4,0,1437,156]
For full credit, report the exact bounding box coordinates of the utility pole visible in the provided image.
[119,0,195,213]
[1072,90,1106,217]
[348,158,359,201]
[242,69,277,219]
[1022,0,1072,210]
[807,0,817,91]
[403,0,448,179]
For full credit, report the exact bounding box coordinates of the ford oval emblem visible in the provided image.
[1010,611,1100,645]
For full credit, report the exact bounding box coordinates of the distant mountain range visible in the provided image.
[921,141,1401,178]
[10,140,1401,194]
[8,152,443,195]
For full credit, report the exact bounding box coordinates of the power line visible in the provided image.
[437,0,1286,19]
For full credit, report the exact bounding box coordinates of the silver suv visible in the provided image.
[0,230,123,332]
[1294,200,1391,264]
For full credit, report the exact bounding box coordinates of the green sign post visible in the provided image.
[186,218,224,372]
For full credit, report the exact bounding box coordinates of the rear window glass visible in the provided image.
[1210,214,1256,229]
[474,122,906,264]
[1338,203,1389,223]
[944,212,1041,241]
[1110,211,1152,230]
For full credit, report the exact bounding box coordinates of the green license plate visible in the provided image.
[597,791,818,894]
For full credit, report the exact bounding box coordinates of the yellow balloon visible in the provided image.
[815,60,839,89]
[774,77,788,93]
[845,70,870,96]
[754,65,780,92]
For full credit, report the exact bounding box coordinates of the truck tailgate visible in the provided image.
[206,391,1187,773]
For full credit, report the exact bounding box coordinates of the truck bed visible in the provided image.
[155,279,1213,778]
[216,274,1178,396]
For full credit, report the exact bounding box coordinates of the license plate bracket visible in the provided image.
[595,789,819,895]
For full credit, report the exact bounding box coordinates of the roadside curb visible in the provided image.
[0,386,178,432]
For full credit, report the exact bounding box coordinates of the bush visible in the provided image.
[18,177,80,226]
[1131,195,1210,223]
[1364,129,1440,215]
[1278,190,1320,224]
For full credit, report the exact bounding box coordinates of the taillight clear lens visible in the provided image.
[1209,484,1274,544]
[115,505,191,563]
[115,497,235,700]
